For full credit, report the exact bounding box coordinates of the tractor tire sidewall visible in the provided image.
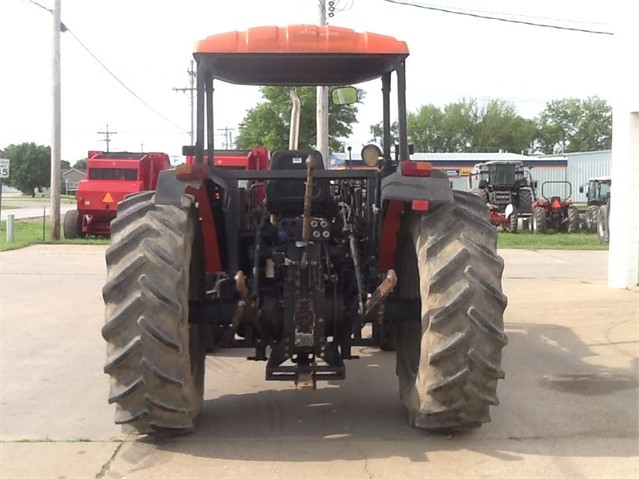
[517,188,533,215]
[394,191,507,431]
[63,209,80,239]
[597,204,610,243]
[508,210,518,233]
[532,207,547,234]
[471,189,488,204]
[567,206,579,234]
[585,205,600,233]
[102,191,205,435]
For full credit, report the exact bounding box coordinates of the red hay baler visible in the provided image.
[63,151,170,238]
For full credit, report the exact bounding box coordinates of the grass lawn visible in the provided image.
[0,219,109,252]
[498,231,607,250]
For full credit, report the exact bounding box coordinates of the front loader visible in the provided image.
[102,25,507,435]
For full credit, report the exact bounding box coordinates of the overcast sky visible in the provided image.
[0,0,614,164]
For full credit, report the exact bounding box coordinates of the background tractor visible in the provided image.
[597,197,611,244]
[531,180,579,234]
[468,160,535,233]
[101,25,507,436]
[579,176,611,233]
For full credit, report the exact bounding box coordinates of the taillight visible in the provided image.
[176,163,206,181]
[400,161,432,177]
[411,199,430,211]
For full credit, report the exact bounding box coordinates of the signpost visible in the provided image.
[0,158,10,217]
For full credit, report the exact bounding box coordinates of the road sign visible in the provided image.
[0,159,9,179]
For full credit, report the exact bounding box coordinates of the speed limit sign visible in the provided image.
[0,159,9,179]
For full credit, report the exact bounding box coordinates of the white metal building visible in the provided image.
[538,150,612,202]
[609,3,639,288]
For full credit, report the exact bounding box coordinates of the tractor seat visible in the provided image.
[550,196,562,208]
[266,150,332,215]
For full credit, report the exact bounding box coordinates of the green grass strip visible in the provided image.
[498,231,608,250]
[0,219,109,252]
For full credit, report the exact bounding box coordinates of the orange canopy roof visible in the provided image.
[195,25,409,56]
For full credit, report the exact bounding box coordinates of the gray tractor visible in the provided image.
[579,176,611,234]
[469,160,536,232]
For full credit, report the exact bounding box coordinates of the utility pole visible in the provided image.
[217,127,235,149]
[50,0,62,240]
[317,1,329,168]
[98,124,117,152]
[173,60,196,145]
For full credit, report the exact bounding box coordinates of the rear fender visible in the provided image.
[379,169,454,272]
[379,200,404,272]
[380,169,454,204]
[155,169,223,274]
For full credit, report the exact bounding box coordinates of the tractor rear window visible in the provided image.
[488,164,516,186]
[89,168,138,181]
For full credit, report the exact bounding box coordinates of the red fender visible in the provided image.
[186,183,222,273]
[379,200,405,272]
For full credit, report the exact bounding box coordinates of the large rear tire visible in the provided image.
[517,188,533,215]
[507,209,518,233]
[585,205,599,233]
[63,209,81,239]
[532,207,547,234]
[102,191,206,435]
[470,188,488,204]
[566,206,579,233]
[597,204,610,244]
[394,191,507,431]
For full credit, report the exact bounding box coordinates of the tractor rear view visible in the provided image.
[64,151,170,238]
[579,176,611,236]
[101,25,507,436]
[468,160,535,232]
[531,181,579,234]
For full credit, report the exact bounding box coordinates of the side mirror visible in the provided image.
[182,145,195,156]
[330,86,359,105]
[578,185,584,193]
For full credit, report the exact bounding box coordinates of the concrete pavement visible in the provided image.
[0,245,637,478]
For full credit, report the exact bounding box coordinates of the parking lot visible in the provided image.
[0,245,637,478]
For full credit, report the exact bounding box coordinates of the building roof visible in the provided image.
[61,168,86,178]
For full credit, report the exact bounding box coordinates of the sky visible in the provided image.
[0,0,615,165]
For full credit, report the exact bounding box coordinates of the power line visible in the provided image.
[65,29,188,131]
[404,1,610,27]
[22,0,189,132]
[22,0,51,13]
[383,0,613,36]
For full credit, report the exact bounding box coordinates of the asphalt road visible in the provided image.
[0,196,75,221]
[0,245,637,478]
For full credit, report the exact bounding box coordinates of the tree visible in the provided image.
[369,120,399,146]
[474,100,536,154]
[235,87,358,153]
[73,158,88,171]
[61,160,71,170]
[407,104,443,152]
[0,143,51,195]
[440,99,479,152]
[402,99,534,153]
[536,97,611,154]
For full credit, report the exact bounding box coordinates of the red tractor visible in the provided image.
[64,151,170,238]
[101,25,507,436]
[531,181,579,234]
